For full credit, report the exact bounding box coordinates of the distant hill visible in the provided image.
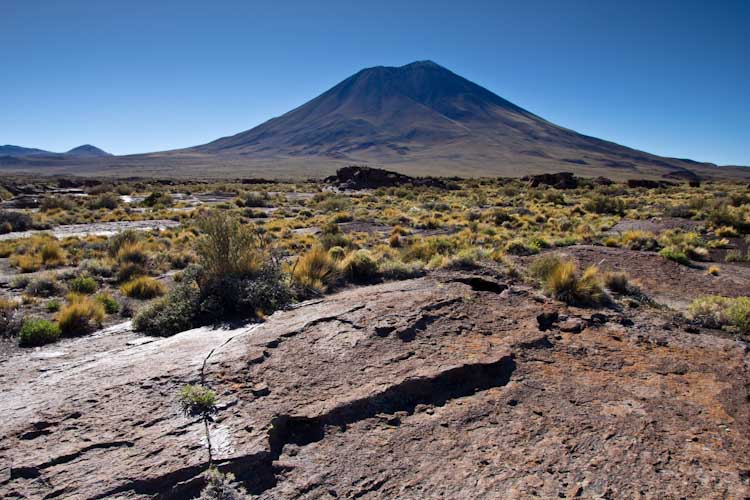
[0,144,111,158]
[1,61,747,179]
[66,144,112,157]
[0,145,54,156]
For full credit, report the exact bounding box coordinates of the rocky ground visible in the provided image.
[1,270,748,499]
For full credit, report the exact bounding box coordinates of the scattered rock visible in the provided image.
[325,166,447,190]
[536,311,559,331]
[559,318,585,333]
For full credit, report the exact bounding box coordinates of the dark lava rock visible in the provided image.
[627,179,676,189]
[536,311,559,331]
[523,172,578,189]
[325,166,447,190]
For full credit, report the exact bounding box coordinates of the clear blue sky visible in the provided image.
[1,0,748,165]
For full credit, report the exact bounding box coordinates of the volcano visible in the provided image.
[187,60,722,178]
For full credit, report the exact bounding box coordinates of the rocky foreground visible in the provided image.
[1,272,749,499]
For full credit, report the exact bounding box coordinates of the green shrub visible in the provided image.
[341,250,379,282]
[96,293,120,314]
[179,384,217,417]
[504,239,540,256]
[19,318,60,347]
[133,282,198,337]
[659,246,691,265]
[69,276,99,294]
[89,193,120,210]
[583,195,625,215]
[143,191,173,207]
[46,298,62,312]
[198,468,246,500]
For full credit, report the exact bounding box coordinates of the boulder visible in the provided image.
[523,172,578,189]
[325,166,447,190]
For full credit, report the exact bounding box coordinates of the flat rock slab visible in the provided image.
[0,275,748,499]
[608,217,704,235]
[0,220,180,241]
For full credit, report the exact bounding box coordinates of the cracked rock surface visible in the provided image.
[0,273,748,499]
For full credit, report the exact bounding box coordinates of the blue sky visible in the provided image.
[1,0,748,164]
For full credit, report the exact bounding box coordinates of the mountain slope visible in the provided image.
[0,145,54,156]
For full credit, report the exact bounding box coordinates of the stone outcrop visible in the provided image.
[325,166,448,190]
[627,178,676,189]
[522,172,578,189]
[0,273,748,499]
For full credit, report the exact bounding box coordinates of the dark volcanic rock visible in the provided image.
[523,172,578,189]
[0,274,748,499]
[325,166,447,190]
[627,178,676,189]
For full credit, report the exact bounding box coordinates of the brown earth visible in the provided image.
[1,271,748,499]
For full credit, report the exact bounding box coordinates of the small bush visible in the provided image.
[545,260,606,306]
[378,258,425,280]
[584,195,625,215]
[108,230,142,257]
[12,254,42,273]
[505,239,540,256]
[116,241,150,266]
[69,276,99,294]
[46,298,62,312]
[688,296,750,336]
[19,319,60,347]
[96,293,120,314]
[133,282,198,336]
[0,299,23,338]
[603,272,630,294]
[528,254,564,282]
[293,246,340,293]
[0,210,32,233]
[121,276,166,299]
[57,295,105,336]
[89,193,120,210]
[199,468,247,500]
[40,242,66,266]
[196,212,264,280]
[659,246,691,266]
[26,273,63,297]
[179,384,217,417]
[143,191,173,207]
[341,250,379,282]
